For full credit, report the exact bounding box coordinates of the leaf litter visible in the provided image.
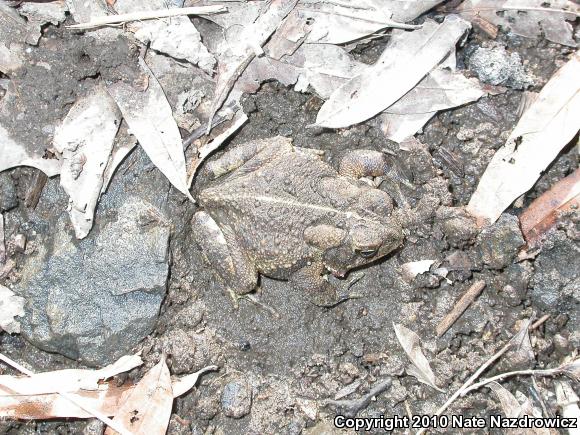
[0,0,579,432]
[467,51,580,225]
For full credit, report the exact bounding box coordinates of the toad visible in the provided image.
[193,136,404,306]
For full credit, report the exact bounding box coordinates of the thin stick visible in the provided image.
[461,366,568,396]
[531,314,550,330]
[416,319,531,435]
[0,353,132,435]
[67,5,227,29]
[458,6,580,17]
[298,7,422,30]
[436,280,486,337]
[0,213,5,265]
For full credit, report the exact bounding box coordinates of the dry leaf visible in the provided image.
[0,364,216,420]
[107,58,192,200]
[489,383,553,434]
[393,323,444,392]
[0,354,143,397]
[315,16,471,129]
[105,357,172,435]
[240,44,365,100]
[53,86,122,239]
[0,285,24,334]
[488,382,522,417]
[380,65,485,142]
[457,0,579,47]
[519,168,580,248]
[171,365,218,397]
[555,380,580,435]
[401,260,435,282]
[208,0,299,131]
[293,1,422,45]
[467,51,580,226]
[114,0,215,74]
[0,124,61,177]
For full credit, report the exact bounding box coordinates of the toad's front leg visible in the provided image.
[291,262,361,308]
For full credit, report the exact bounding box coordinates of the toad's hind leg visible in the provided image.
[192,211,257,306]
[339,150,411,207]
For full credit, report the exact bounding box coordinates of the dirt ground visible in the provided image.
[0,10,578,435]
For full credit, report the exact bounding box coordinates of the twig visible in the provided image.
[24,170,47,209]
[460,365,572,396]
[436,280,486,337]
[297,7,422,29]
[323,378,392,417]
[458,6,580,17]
[0,353,132,435]
[416,319,531,435]
[531,314,550,330]
[67,5,227,29]
[0,213,5,265]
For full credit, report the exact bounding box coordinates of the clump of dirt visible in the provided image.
[0,27,140,158]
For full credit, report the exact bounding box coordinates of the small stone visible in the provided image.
[82,419,105,435]
[553,334,569,355]
[477,214,524,269]
[436,206,478,248]
[221,379,252,419]
[12,234,26,252]
[167,414,191,435]
[161,329,212,375]
[468,45,533,89]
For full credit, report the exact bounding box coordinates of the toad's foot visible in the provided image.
[292,262,364,308]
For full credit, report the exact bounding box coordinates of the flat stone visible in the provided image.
[16,197,169,366]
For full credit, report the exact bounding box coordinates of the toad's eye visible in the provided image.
[356,248,378,258]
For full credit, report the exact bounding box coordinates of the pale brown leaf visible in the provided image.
[0,354,143,397]
[315,16,471,129]
[53,85,122,239]
[0,365,217,420]
[467,51,580,226]
[457,0,579,47]
[0,285,24,334]
[107,58,192,200]
[520,168,580,248]
[105,357,172,435]
[393,323,444,392]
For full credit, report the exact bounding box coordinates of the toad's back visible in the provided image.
[199,149,367,275]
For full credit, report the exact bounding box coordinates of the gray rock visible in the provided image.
[468,45,533,89]
[16,196,170,366]
[0,172,17,212]
[530,231,580,311]
[221,380,252,419]
[477,214,524,270]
